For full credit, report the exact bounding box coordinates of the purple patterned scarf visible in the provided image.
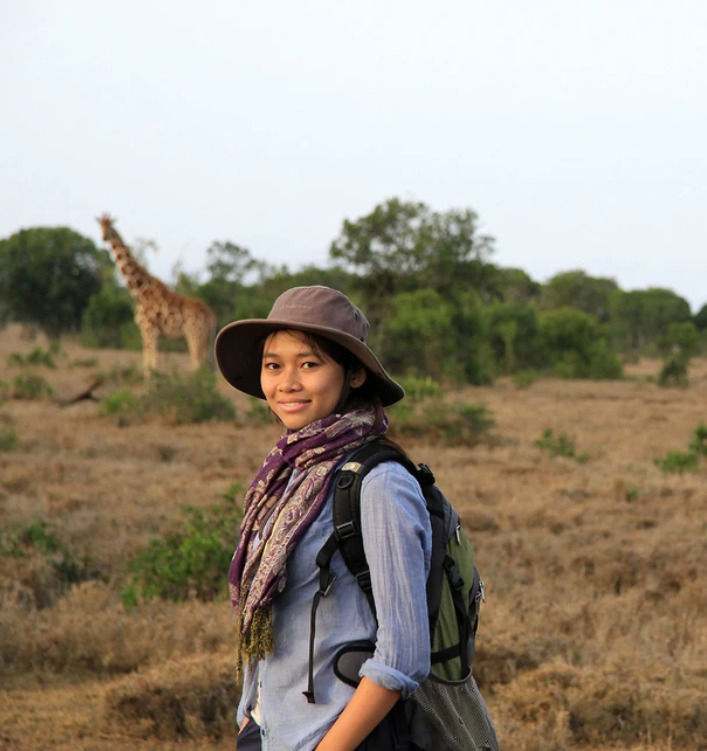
[230,405,386,665]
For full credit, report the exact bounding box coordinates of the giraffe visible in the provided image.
[97,214,218,377]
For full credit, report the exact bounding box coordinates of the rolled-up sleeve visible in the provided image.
[358,461,432,698]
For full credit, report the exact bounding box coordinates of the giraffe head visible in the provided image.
[96,213,117,242]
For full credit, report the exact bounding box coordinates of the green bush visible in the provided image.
[104,363,144,385]
[656,322,699,387]
[12,373,53,399]
[118,321,143,351]
[656,322,701,387]
[535,428,589,462]
[81,285,136,349]
[0,425,18,452]
[660,321,699,358]
[391,399,495,446]
[485,300,541,373]
[658,353,689,387]
[0,518,103,605]
[511,370,537,389]
[688,424,707,456]
[99,388,140,419]
[71,357,98,368]
[122,487,244,605]
[381,290,456,380]
[99,370,235,426]
[539,308,622,380]
[584,339,624,380]
[396,375,442,402]
[655,424,707,473]
[654,450,698,474]
[6,343,60,369]
[144,369,235,425]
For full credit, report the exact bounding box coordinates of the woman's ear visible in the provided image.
[349,367,367,389]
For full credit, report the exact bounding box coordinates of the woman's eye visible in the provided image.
[263,362,279,371]
[301,361,319,369]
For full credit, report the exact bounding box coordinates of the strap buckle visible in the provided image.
[319,572,337,598]
[335,520,357,539]
[355,569,372,591]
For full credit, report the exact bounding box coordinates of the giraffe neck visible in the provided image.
[106,230,159,297]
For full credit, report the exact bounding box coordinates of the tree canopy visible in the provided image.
[539,270,618,323]
[329,197,498,336]
[0,227,109,338]
[609,288,693,351]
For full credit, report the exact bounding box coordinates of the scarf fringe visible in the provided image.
[236,606,274,681]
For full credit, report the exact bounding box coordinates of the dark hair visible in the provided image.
[298,331,380,413]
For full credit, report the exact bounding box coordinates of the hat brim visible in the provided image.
[215,318,405,407]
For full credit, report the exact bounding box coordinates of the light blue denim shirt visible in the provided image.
[237,460,432,751]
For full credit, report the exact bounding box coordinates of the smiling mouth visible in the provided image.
[278,400,310,410]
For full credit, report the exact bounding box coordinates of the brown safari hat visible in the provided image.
[215,285,404,406]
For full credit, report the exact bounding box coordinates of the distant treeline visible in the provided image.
[1,198,705,385]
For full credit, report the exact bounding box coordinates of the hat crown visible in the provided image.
[269,286,369,343]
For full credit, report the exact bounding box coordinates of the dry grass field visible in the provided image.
[1,324,705,751]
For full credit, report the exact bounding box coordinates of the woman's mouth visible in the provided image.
[277,400,310,412]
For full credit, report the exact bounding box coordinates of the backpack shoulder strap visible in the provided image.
[330,440,416,612]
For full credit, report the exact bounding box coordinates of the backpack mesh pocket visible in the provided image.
[408,671,499,751]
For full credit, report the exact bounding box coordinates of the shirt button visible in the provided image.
[260,728,266,737]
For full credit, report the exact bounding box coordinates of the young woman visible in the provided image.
[215,285,432,751]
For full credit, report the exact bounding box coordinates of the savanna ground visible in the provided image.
[0,324,705,751]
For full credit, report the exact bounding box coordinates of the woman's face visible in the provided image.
[260,330,364,430]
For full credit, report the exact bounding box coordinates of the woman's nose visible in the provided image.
[278,366,302,391]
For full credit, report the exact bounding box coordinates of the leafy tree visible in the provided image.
[379,288,493,385]
[193,241,279,325]
[419,207,497,298]
[81,256,137,348]
[492,267,542,303]
[81,284,136,349]
[329,197,496,331]
[660,321,699,359]
[171,266,202,298]
[485,301,541,373]
[205,241,272,285]
[261,265,357,304]
[0,227,109,338]
[330,197,428,284]
[539,270,618,323]
[451,290,495,385]
[381,289,456,380]
[657,321,699,387]
[609,288,692,352]
[539,307,622,379]
[694,302,707,332]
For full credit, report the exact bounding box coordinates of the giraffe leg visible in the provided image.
[183,328,200,370]
[139,322,160,378]
[184,315,216,370]
[186,330,211,370]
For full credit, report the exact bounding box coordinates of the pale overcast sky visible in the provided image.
[2,1,706,311]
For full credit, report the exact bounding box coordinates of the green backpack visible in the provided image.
[306,440,499,751]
